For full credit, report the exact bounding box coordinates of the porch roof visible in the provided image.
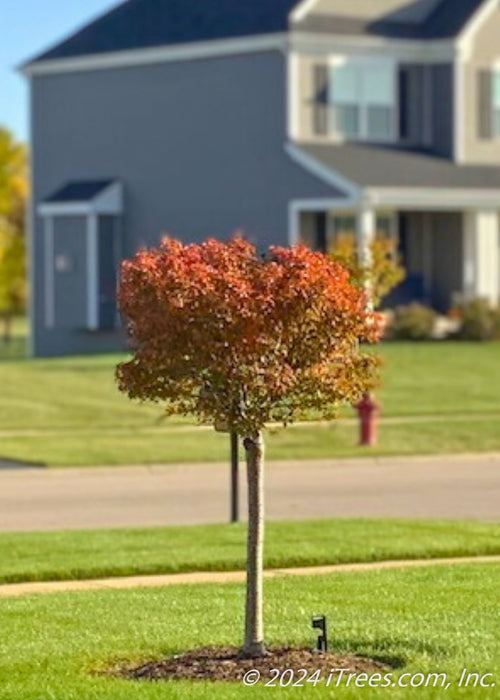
[43,180,116,203]
[300,143,500,191]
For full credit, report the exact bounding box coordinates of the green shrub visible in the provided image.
[457,299,500,341]
[392,303,437,341]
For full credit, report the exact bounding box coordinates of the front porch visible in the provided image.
[291,204,500,312]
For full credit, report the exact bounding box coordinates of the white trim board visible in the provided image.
[287,51,300,141]
[289,0,320,23]
[365,186,500,209]
[458,0,499,58]
[86,214,99,331]
[289,31,456,63]
[453,57,465,163]
[20,34,287,77]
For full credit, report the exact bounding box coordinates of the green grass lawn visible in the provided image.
[1,519,499,585]
[0,316,27,361]
[0,339,499,466]
[2,415,500,466]
[0,563,498,698]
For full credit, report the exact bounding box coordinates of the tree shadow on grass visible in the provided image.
[0,457,46,469]
[333,635,455,668]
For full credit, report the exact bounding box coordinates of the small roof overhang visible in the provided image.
[38,180,123,217]
[287,142,500,210]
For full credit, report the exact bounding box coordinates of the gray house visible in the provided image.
[22,0,500,356]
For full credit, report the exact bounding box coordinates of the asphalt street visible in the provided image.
[1,453,499,531]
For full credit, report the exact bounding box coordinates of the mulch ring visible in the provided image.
[108,647,393,683]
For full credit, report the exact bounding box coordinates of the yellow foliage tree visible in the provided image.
[0,127,28,342]
[330,233,406,309]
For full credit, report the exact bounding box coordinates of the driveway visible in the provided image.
[1,453,499,531]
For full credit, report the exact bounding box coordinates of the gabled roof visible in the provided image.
[25,0,490,66]
[43,180,116,203]
[29,0,299,64]
[294,0,486,40]
[299,142,500,189]
[420,0,485,38]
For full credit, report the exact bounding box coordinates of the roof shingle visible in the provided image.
[30,0,299,63]
[300,142,500,189]
[44,180,116,203]
[26,0,489,65]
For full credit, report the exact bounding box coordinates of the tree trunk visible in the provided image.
[242,432,266,657]
[2,314,12,344]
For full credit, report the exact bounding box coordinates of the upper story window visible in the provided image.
[328,58,397,142]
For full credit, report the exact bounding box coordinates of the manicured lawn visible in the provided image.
[1,519,499,585]
[0,316,27,361]
[0,563,498,698]
[0,341,499,465]
[2,416,500,466]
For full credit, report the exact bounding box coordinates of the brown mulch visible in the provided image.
[109,647,392,683]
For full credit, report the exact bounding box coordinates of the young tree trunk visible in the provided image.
[242,432,266,657]
[2,314,12,344]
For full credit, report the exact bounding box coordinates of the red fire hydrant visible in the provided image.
[356,393,380,447]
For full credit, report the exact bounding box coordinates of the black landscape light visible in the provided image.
[312,616,328,652]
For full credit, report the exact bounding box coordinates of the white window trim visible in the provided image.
[327,55,398,144]
[87,214,99,331]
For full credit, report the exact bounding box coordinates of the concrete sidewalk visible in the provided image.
[0,453,499,531]
[1,555,499,599]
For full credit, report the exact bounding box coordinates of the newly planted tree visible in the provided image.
[117,237,380,657]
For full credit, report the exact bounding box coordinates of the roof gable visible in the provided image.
[30,0,299,64]
[295,0,488,39]
[25,0,491,67]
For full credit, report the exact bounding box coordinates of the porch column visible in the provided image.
[356,205,376,268]
[463,210,500,305]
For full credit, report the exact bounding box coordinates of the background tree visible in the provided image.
[0,127,28,342]
[117,237,380,657]
[330,233,406,309]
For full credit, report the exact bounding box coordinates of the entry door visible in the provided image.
[53,216,88,328]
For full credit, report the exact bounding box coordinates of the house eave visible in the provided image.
[289,30,457,62]
[364,187,500,210]
[19,33,288,77]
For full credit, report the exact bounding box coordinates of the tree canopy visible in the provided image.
[330,233,406,309]
[117,237,380,435]
[0,127,28,327]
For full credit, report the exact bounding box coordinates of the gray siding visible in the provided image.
[31,51,341,356]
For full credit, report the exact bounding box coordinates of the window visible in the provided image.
[493,71,500,137]
[330,60,396,142]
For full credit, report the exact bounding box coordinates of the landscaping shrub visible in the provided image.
[456,299,500,341]
[392,303,437,341]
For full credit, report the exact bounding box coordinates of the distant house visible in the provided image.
[22,0,500,356]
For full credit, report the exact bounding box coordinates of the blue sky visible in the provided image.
[1,0,116,142]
